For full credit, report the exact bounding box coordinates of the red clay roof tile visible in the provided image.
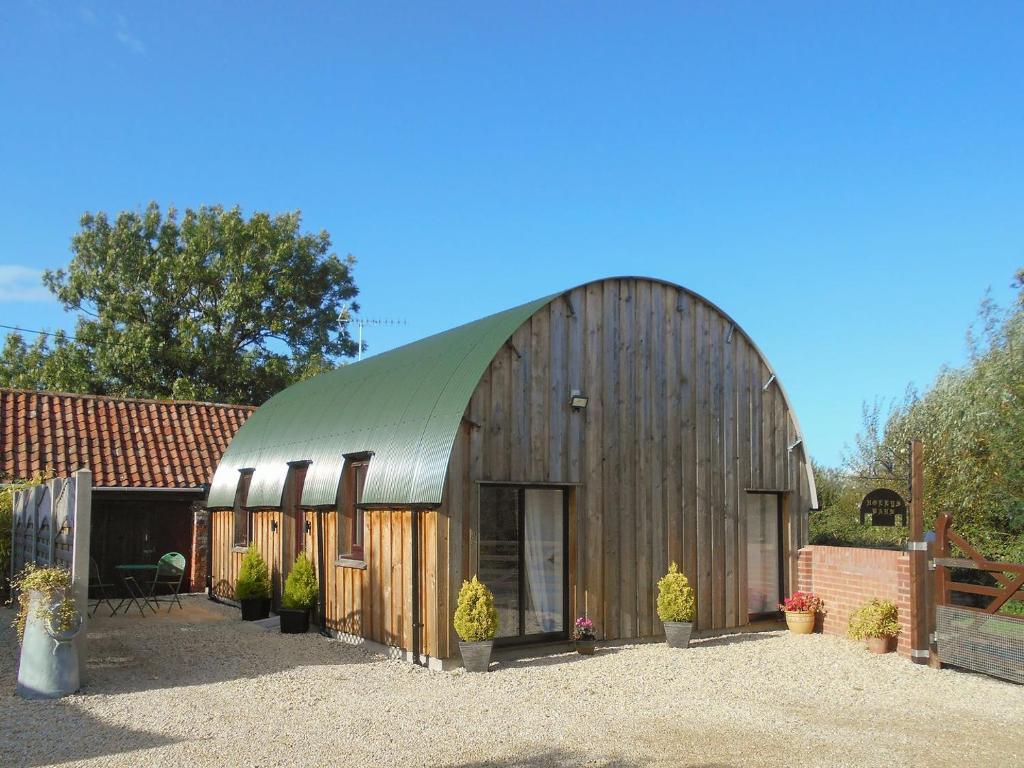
[0,389,255,488]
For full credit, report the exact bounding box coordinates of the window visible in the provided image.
[232,469,254,548]
[337,459,369,560]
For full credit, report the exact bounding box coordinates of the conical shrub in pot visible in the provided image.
[657,562,696,648]
[280,553,318,634]
[236,545,272,621]
[848,598,900,653]
[454,576,498,672]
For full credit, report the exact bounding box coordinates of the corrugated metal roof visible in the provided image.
[206,294,556,508]
[207,276,818,511]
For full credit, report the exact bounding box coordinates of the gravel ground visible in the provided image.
[2,596,1022,768]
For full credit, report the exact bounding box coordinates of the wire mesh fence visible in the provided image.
[936,605,1024,684]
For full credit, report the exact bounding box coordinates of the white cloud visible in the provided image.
[115,14,146,54]
[0,265,53,303]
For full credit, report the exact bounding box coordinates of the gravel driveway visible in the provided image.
[2,596,1021,768]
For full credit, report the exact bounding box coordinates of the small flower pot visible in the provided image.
[240,597,271,621]
[866,636,895,654]
[663,621,693,649]
[459,640,494,672]
[575,639,596,655]
[785,611,816,635]
[279,607,310,634]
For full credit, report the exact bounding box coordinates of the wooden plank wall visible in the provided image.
[439,277,811,655]
[211,501,441,658]
[209,508,282,602]
[316,508,438,656]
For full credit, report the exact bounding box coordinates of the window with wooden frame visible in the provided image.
[232,469,254,548]
[337,458,369,561]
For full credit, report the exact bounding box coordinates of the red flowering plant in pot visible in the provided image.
[779,591,824,635]
[572,616,597,655]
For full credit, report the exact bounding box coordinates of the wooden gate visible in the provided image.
[930,513,1024,684]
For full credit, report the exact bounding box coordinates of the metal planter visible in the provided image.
[459,640,494,672]
[17,589,83,699]
[663,621,693,649]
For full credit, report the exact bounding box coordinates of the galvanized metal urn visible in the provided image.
[459,640,494,672]
[16,589,83,699]
[663,621,693,649]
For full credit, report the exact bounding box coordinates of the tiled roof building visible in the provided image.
[1,388,255,488]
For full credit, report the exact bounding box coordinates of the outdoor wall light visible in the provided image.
[570,390,589,411]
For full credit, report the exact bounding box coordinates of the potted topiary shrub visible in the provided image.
[657,562,696,648]
[572,616,597,655]
[279,552,318,634]
[12,564,84,699]
[236,545,272,621]
[779,591,824,634]
[453,575,498,672]
[848,598,901,653]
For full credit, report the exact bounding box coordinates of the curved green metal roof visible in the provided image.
[206,293,557,509]
[207,276,818,511]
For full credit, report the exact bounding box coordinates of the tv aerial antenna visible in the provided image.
[338,305,407,362]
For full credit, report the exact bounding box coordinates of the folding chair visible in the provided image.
[88,558,117,617]
[147,551,187,612]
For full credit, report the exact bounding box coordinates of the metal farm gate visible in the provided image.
[931,513,1024,684]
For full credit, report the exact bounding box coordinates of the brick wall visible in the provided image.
[190,505,210,593]
[797,545,914,658]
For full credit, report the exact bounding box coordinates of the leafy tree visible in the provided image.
[1,203,359,404]
[812,268,1024,562]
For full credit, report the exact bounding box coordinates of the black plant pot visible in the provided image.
[240,597,271,621]
[279,608,310,634]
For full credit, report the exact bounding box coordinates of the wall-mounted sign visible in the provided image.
[859,488,907,527]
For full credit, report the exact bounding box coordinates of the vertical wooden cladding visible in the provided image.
[442,277,811,648]
[315,508,440,658]
[209,508,282,602]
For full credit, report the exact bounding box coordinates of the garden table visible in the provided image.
[113,564,158,616]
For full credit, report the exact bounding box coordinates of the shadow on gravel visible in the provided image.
[495,646,627,670]
[0,597,371,700]
[690,632,779,649]
[446,751,737,768]
[4,706,176,767]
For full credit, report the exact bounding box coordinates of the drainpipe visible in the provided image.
[316,508,329,637]
[411,508,422,666]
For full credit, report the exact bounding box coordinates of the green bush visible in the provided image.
[282,553,318,610]
[848,598,901,640]
[235,545,272,601]
[453,576,498,642]
[656,562,695,623]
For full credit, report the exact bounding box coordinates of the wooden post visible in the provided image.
[70,469,92,681]
[929,513,951,669]
[908,440,929,664]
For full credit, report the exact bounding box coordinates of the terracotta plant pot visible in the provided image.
[785,611,816,635]
[663,621,693,649]
[866,636,895,654]
[575,639,596,655]
[459,640,494,672]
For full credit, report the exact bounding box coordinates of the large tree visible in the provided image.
[1,203,359,404]
[812,268,1024,562]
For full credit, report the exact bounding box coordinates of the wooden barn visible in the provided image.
[206,277,817,667]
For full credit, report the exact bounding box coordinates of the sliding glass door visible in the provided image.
[479,485,568,642]
[746,492,784,618]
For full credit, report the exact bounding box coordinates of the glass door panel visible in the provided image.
[479,486,520,638]
[479,485,567,641]
[523,489,565,635]
[746,494,782,616]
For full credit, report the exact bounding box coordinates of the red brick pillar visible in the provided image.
[797,547,814,593]
[190,505,210,593]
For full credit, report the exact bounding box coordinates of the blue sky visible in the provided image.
[1,2,1021,467]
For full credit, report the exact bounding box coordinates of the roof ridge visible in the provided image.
[0,387,257,411]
